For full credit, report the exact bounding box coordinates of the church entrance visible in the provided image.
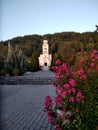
[43,62,49,70]
[44,63,47,66]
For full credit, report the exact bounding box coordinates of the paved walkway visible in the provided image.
[23,70,54,78]
[0,70,55,84]
[0,71,56,130]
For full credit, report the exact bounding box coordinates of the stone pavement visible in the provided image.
[0,71,56,130]
[23,70,54,77]
[0,71,55,85]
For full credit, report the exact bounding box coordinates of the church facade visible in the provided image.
[38,40,52,70]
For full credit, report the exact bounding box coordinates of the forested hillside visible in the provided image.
[1,31,98,56]
[0,31,98,74]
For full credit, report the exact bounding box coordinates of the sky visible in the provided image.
[1,0,98,41]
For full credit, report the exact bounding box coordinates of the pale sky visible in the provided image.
[1,0,98,41]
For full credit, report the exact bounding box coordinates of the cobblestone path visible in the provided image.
[0,84,55,130]
[23,70,54,77]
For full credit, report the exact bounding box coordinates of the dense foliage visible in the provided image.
[44,50,98,130]
[0,31,98,74]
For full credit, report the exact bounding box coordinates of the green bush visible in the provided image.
[12,68,20,74]
[0,68,8,75]
[44,50,98,130]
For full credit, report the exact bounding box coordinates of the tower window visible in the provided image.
[44,48,47,50]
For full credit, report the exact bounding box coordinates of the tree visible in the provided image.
[0,54,5,71]
[27,54,39,72]
[58,42,76,66]
[12,45,26,74]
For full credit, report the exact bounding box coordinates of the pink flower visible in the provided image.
[93,50,97,54]
[44,96,52,109]
[67,89,71,94]
[95,55,98,59]
[52,82,58,88]
[61,91,67,97]
[77,91,83,98]
[62,63,67,69]
[59,112,65,122]
[54,95,62,107]
[56,59,61,65]
[90,63,94,67]
[80,75,86,80]
[48,116,54,123]
[47,110,54,124]
[91,50,98,58]
[61,63,69,76]
[47,110,52,116]
[56,87,62,92]
[54,124,59,129]
[75,108,79,113]
[53,125,61,130]
[77,69,84,76]
[69,79,75,87]
[69,97,75,102]
[76,91,84,102]
[71,88,76,95]
[64,84,70,89]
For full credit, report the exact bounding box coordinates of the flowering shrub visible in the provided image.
[44,50,98,130]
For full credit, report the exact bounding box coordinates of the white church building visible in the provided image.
[38,40,52,70]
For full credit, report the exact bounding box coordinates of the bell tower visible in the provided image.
[43,40,49,54]
[39,40,52,70]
